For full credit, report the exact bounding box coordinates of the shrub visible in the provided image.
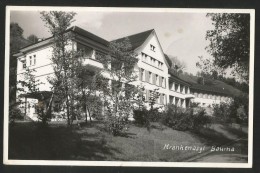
[35,101,51,124]
[192,108,211,130]
[9,106,23,123]
[133,109,149,126]
[105,115,128,136]
[161,105,193,131]
[212,102,232,124]
[162,105,210,131]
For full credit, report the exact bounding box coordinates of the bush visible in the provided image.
[212,102,232,124]
[9,106,24,123]
[133,109,149,126]
[105,115,128,136]
[192,108,211,130]
[161,105,210,131]
[161,105,193,131]
[35,101,51,124]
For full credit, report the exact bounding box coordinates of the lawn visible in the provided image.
[8,121,248,162]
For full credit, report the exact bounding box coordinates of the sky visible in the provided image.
[10,9,215,75]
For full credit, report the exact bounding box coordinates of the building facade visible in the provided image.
[14,26,232,120]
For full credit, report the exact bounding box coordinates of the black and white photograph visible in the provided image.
[4,6,255,167]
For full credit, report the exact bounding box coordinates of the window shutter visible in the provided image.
[159,76,162,87]
[139,68,142,81]
[160,94,163,104]
[152,73,156,84]
[145,71,149,82]
[145,90,149,101]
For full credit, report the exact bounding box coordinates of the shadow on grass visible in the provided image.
[188,127,233,146]
[9,121,121,160]
[220,125,248,139]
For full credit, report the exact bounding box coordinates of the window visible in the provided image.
[141,52,145,61]
[152,73,156,84]
[159,94,166,105]
[149,72,152,83]
[29,56,32,66]
[141,69,145,81]
[156,74,159,86]
[21,59,26,69]
[33,55,36,65]
[162,77,165,88]
[175,83,178,91]
[150,44,155,51]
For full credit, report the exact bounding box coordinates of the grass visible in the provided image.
[8,121,248,162]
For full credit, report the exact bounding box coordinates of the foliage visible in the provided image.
[77,70,106,123]
[9,105,23,124]
[161,105,193,131]
[35,101,51,124]
[40,11,80,126]
[212,93,248,126]
[27,34,39,43]
[98,37,138,135]
[9,23,32,122]
[196,56,249,93]
[212,102,232,124]
[161,105,210,131]
[168,55,186,74]
[133,88,161,131]
[205,13,250,82]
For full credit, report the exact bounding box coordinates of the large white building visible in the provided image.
[14,26,232,120]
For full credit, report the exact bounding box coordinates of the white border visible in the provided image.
[4,6,255,168]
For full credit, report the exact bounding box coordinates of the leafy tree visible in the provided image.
[40,11,80,126]
[77,70,106,123]
[98,37,139,135]
[9,23,31,122]
[168,55,186,75]
[196,56,226,79]
[27,34,39,43]
[205,13,250,82]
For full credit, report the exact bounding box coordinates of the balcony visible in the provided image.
[184,93,195,99]
[83,57,104,71]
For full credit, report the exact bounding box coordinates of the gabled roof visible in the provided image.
[164,54,172,68]
[70,26,109,47]
[14,26,109,56]
[112,29,154,50]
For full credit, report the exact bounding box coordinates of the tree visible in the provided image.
[205,13,250,82]
[9,23,31,122]
[168,55,186,75]
[40,11,80,126]
[98,37,139,135]
[196,56,226,79]
[77,70,106,123]
[27,34,39,43]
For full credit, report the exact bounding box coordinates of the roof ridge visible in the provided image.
[112,29,154,42]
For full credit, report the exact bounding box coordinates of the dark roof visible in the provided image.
[168,69,191,86]
[20,91,53,100]
[190,83,231,96]
[112,29,154,50]
[70,26,109,47]
[164,54,172,68]
[17,26,109,52]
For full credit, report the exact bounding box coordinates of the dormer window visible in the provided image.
[150,44,155,52]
